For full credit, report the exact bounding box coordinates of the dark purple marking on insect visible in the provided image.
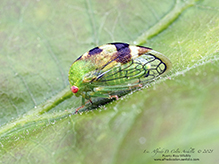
[113,45,131,64]
[76,55,82,61]
[137,45,152,50]
[88,47,103,56]
[110,42,129,51]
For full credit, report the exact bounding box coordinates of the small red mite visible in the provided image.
[71,86,79,93]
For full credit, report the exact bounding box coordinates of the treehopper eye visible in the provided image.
[68,42,172,113]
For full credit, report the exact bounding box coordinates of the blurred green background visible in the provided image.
[1,0,219,163]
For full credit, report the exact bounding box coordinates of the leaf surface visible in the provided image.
[0,0,219,163]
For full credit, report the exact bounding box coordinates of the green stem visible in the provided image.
[135,0,199,45]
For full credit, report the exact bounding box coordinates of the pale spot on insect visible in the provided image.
[129,46,140,58]
[145,63,151,69]
[109,95,119,100]
[94,87,102,92]
[135,57,149,65]
[99,44,117,53]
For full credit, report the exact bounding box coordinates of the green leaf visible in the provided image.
[1,0,219,163]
